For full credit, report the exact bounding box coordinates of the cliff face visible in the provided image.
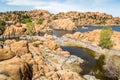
[0,10,120,26]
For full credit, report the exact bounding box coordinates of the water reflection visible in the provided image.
[53,26,120,37]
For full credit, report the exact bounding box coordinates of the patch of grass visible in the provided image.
[63,41,81,47]
[26,22,34,36]
[37,19,43,24]
[85,48,98,58]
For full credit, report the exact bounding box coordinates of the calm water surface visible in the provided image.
[53,26,120,37]
[61,46,118,80]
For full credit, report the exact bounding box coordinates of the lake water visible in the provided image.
[77,26,120,33]
[61,46,96,75]
[61,46,118,80]
[53,26,120,37]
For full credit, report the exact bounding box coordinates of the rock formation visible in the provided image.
[0,37,84,80]
[0,57,32,80]
[51,18,76,30]
[0,10,120,28]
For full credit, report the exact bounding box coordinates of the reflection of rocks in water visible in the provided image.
[103,55,120,80]
[80,61,95,75]
[61,46,96,63]
[52,29,75,37]
[61,46,96,76]
[93,55,118,80]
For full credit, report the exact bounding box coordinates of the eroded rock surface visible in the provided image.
[51,18,76,30]
[0,38,84,80]
[0,57,32,80]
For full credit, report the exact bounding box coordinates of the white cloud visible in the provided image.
[6,0,45,6]
[5,0,82,13]
[3,0,120,17]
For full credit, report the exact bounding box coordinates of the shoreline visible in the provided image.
[56,36,120,57]
[77,24,120,27]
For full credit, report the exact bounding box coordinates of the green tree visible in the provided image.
[37,19,43,24]
[99,26,113,49]
[26,22,34,36]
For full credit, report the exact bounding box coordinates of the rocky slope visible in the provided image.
[3,23,52,36]
[0,10,120,27]
[53,11,120,26]
[0,35,85,80]
[0,9,120,80]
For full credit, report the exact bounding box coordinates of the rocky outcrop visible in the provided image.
[0,57,32,80]
[34,24,52,34]
[3,23,52,36]
[43,40,59,50]
[0,46,15,61]
[0,38,85,80]
[103,55,120,79]
[51,18,76,30]
[66,32,83,39]
[66,30,100,45]
[0,10,120,28]
[111,31,120,50]
[10,40,29,56]
[84,75,100,80]
[53,11,120,26]
[57,70,84,80]
[28,42,84,80]
[4,24,27,36]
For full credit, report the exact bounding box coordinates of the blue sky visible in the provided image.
[0,0,120,17]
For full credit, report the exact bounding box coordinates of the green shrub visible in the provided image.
[99,26,113,49]
[0,20,6,34]
[26,22,34,36]
[22,18,32,24]
[37,19,43,24]
[94,55,106,79]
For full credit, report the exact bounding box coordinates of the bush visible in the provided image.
[99,26,113,49]
[0,20,6,34]
[22,18,32,24]
[37,19,43,24]
[26,22,34,36]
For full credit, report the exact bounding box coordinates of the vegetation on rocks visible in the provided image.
[22,18,32,24]
[26,22,34,36]
[99,26,113,49]
[37,19,43,24]
[0,19,6,34]
[94,55,105,78]
[0,10,120,26]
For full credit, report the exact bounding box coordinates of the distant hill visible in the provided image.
[0,10,120,26]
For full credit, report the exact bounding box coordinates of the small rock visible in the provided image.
[83,75,100,80]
